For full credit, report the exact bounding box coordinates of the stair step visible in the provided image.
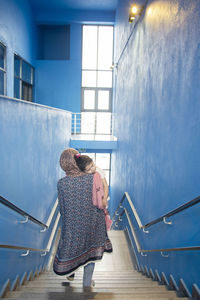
[5,292,186,300]
[26,281,161,286]
[35,277,154,281]
[7,288,179,295]
[4,297,188,300]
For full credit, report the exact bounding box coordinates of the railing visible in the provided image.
[112,192,200,254]
[0,195,60,256]
[114,192,200,230]
[0,195,47,230]
[0,211,60,257]
[0,195,59,231]
[72,112,114,135]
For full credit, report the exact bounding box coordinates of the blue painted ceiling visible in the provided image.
[30,0,118,11]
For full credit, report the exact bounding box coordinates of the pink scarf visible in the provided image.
[92,172,112,230]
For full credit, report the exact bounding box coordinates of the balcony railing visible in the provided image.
[72,112,114,135]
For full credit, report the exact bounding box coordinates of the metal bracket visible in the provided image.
[40,227,47,232]
[119,217,122,221]
[21,250,30,256]
[161,251,169,258]
[114,222,119,227]
[143,228,149,234]
[20,216,29,224]
[163,217,172,225]
[41,251,47,257]
[141,252,147,257]
[115,212,119,216]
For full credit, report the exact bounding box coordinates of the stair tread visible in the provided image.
[4,298,188,300]
[5,293,187,300]
[17,288,172,292]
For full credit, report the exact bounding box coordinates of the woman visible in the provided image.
[53,148,113,288]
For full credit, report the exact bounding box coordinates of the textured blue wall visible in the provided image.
[35,23,82,112]
[0,97,71,289]
[111,0,200,291]
[0,0,36,97]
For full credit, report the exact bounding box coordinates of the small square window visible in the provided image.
[98,90,110,110]
[83,90,95,110]
[97,71,112,88]
[82,71,96,88]
[14,54,34,102]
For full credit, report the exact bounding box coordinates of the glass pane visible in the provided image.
[82,26,97,70]
[98,90,110,110]
[96,153,110,169]
[14,78,20,98]
[97,71,112,88]
[83,90,95,110]
[0,70,4,95]
[98,26,113,70]
[96,112,111,134]
[82,70,96,87]
[22,61,31,83]
[14,55,20,77]
[31,68,34,84]
[0,44,5,69]
[81,112,96,134]
[22,82,32,101]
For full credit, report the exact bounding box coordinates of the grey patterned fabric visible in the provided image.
[53,173,113,275]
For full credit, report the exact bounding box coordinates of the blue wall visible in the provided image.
[35,23,82,112]
[111,0,200,291]
[0,0,36,98]
[34,10,115,111]
[0,97,71,289]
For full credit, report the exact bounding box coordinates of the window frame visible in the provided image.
[14,54,35,102]
[81,87,112,112]
[0,41,7,96]
[81,25,114,113]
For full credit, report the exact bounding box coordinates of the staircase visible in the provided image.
[4,231,188,300]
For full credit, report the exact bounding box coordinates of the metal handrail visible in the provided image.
[113,192,200,229]
[143,194,200,228]
[0,211,60,256]
[0,195,58,230]
[0,245,46,252]
[122,207,200,255]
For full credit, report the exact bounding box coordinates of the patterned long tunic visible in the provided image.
[53,173,113,275]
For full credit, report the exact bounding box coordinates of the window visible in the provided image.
[81,152,111,185]
[81,25,113,134]
[0,42,6,96]
[14,55,34,102]
[82,25,113,112]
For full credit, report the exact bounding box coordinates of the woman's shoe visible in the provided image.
[83,280,95,291]
[91,280,95,287]
[67,273,75,281]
